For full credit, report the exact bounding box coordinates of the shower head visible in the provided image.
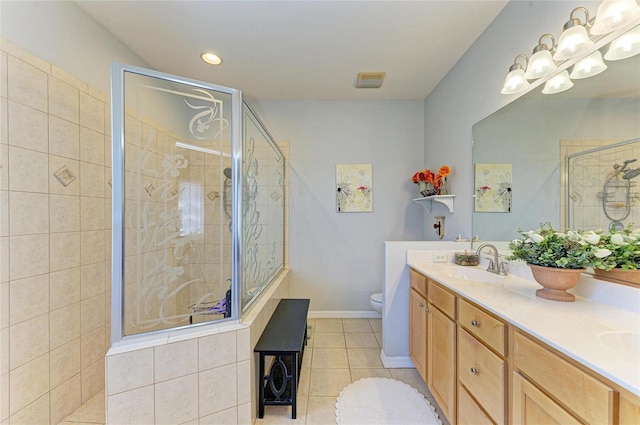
[223,168,232,179]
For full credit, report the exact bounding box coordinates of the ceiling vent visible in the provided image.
[355,72,386,89]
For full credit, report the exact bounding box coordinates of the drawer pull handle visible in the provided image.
[471,320,480,327]
[470,367,479,375]
[419,303,424,308]
[425,306,430,313]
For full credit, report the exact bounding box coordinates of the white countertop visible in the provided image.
[408,261,640,396]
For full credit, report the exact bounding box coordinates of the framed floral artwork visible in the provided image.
[474,163,512,212]
[336,163,373,212]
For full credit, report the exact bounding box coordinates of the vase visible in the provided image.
[528,264,586,302]
[417,181,437,197]
[593,268,640,285]
[439,177,448,195]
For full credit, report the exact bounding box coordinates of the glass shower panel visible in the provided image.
[241,103,285,311]
[120,70,234,336]
[567,138,640,232]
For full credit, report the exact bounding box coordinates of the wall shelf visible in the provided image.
[412,195,455,213]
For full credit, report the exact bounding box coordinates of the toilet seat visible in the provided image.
[370,293,382,303]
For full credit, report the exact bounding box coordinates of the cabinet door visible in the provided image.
[409,288,428,381]
[620,393,640,425]
[458,328,506,425]
[428,305,456,424]
[512,372,581,425]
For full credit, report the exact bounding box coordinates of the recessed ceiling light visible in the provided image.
[201,52,223,65]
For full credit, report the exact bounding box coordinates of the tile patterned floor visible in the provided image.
[254,318,450,425]
[60,318,449,425]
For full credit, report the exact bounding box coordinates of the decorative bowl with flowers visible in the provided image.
[590,224,640,271]
[507,223,612,301]
[508,223,609,269]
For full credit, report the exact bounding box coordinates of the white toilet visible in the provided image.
[370,292,383,314]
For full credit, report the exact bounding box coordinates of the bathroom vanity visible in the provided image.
[408,262,640,425]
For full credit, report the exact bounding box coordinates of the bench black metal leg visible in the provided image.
[258,353,265,418]
[291,351,298,419]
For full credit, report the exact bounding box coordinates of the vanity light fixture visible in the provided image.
[524,34,558,80]
[201,52,223,65]
[554,7,595,61]
[591,0,640,35]
[501,54,530,94]
[542,70,574,94]
[604,24,640,59]
[570,50,608,78]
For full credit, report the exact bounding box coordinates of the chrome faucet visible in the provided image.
[476,243,507,275]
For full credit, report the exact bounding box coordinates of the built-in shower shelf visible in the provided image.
[412,195,455,213]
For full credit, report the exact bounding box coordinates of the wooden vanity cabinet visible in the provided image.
[409,269,457,423]
[427,281,457,424]
[457,301,507,425]
[513,331,616,424]
[408,268,640,425]
[409,269,428,381]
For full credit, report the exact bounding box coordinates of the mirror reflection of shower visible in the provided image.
[566,138,640,232]
[603,158,639,231]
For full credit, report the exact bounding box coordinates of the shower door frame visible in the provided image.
[110,63,243,344]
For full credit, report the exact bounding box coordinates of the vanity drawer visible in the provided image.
[513,332,614,425]
[458,328,506,425]
[410,268,428,298]
[458,383,494,425]
[428,280,455,319]
[458,298,506,355]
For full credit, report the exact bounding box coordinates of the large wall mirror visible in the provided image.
[472,23,640,284]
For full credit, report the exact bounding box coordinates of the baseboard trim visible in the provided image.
[380,350,415,368]
[308,311,382,319]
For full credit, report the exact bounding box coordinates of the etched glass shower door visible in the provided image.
[111,65,240,339]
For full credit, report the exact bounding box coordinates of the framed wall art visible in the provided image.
[474,163,512,212]
[336,163,372,212]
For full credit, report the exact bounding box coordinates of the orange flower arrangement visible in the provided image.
[412,169,435,184]
[412,166,450,193]
[434,165,450,190]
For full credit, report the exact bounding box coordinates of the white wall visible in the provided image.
[422,0,602,241]
[251,100,425,312]
[0,1,147,93]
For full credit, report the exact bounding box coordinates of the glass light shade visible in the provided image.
[553,25,594,61]
[604,25,640,60]
[591,0,640,35]
[570,51,608,79]
[542,70,574,94]
[501,68,530,94]
[524,49,557,80]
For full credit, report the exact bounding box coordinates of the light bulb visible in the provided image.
[605,25,640,60]
[525,49,557,80]
[542,70,574,94]
[570,51,608,79]
[591,0,640,35]
[501,68,530,94]
[554,24,594,61]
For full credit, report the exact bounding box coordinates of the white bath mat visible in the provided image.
[335,377,442,425]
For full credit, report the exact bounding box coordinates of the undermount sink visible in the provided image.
[597,331,640,355]
[428,264,505,284]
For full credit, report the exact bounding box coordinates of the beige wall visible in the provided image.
[0,38,112,423]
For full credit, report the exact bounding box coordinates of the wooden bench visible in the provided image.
[254,298,310,419]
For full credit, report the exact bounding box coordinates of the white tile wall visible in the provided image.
[1,39,111,423]
[105,270,291,424]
